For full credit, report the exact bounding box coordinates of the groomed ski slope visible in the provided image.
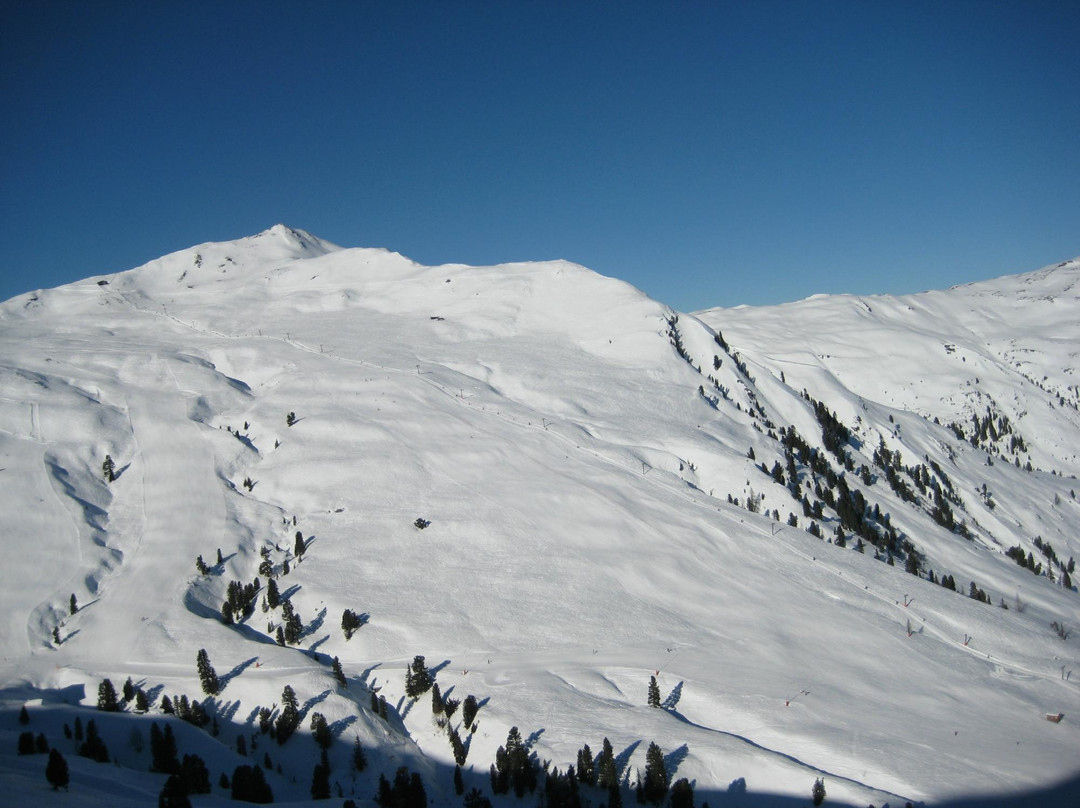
[1,226,1077,806]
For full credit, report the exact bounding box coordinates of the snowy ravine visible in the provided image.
[1,225,1077,807]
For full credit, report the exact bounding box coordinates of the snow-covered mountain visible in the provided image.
[1,225,1077,807]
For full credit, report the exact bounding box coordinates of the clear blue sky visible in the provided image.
[2,0,1078,312]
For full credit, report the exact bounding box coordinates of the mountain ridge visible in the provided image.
[1,229,1077,807]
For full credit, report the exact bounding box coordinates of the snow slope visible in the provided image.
[1,227,1077,807]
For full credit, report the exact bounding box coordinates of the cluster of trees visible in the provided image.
[222,577,261,624]
[341,608,366,639]
[231,764,274,802]
[404,655,433,699]
[490,726,538,797]
[377,766,427,808]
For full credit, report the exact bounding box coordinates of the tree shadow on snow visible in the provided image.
[301,607,326,639]
[615,739,642,781]
[329,714,357,739]
[662,681,684,710]
[220,656,259,689]
[300,689,331,721]
[664,744,689,777]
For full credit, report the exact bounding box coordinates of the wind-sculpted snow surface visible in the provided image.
[0,227,1077,806]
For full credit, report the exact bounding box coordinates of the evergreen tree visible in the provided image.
[311,759,331,800]
[97,679,119,712]
[135,689,149,712]
[276,626,286,646]
[431,682,443,715]
[812,777,826,806]
[642,742,668,804]
[17,731,35,755]
[352,735,367,772]
[275,685,300,744]
[232,764,274,803]
[670,778,694,808]
[294,531,306,559]
[332,656,347,687]
[576,744,595,785]
[122,677,135,703]
[217,547,224,565]
[73,716,83,740]
[310,712,332,749]
[79,719,109,762]
[180,753,211,794]
[150,722,180,774]
[18,705,29,724]
[266,578,280,609]
[46,748,69,791]
[196,649,220,695]
[102,455,116,482]
[404,655,433,698]
[52,625,61,645]
[161,694,174,714]
[597,737,617,790]
[647,675,661,708]
[449,725,467,765]
[69,593,78,614]
[36,733,49,754]
[158,774,191,808]
[462,694,479,728]
[196,555,210,575]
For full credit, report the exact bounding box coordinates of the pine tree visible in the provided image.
[97,678,119,712]
[122,676,135,702]
[648,675,661,708]
[431,682,443,715]
[462,694,479,728]
[196,555,209,575]
[310,712,332,749]
[597,737,617,790]
[136,689,149,712]
[79,719,109,762]
[73,716,83,740]
[275,685,300,744]
[294,531,305,559]
[150,722,180,773]
[180,753,211,794]
[232,764,274,803]
[52,625,61,645]
[158,774,191,808]
[670,778,694,808]
[102,455,116,482]
[332,656,347,687]
[17,731,35,755]
[642,742,668,804]
[352,735,366,772]
[405,655,433,698]
[46,748,69,790]
[69,593,78,614]
[196,649,219,695]
[576,744,595,785]
[35,732,49,754]
[812,777,826,806]
[18,705,29,724]
[311,758,331,799]
[266,578,280,609]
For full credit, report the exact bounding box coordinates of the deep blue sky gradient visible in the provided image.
[2,0,1078,311]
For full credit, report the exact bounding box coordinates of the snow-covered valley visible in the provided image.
[1,226,1077,807]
